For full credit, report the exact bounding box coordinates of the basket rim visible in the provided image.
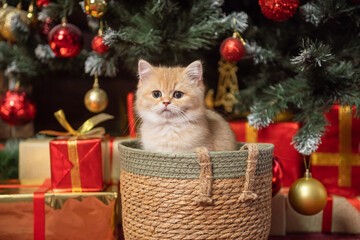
[118,139,274,157]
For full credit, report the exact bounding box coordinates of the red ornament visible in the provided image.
[259,0,300,22]
[0,90,36,126]
[36,0,50,8]
[48,23,83,58]
[272,156,284,196]
[219,37,245,62]
[92,35,109,54]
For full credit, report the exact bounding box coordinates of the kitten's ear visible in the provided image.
[138,59,154,83]
[185,60,203,85]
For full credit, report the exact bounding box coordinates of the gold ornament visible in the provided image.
[0,4,30,42]
[213,59,239,113]
[84,0,107,18]
[288,169,328,215]
[84,74,108,113]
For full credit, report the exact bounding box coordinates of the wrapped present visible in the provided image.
[19,137,125,186]
[19,138,53,180]
[269,192,286,236]
[39,109,114,192]
[311,105,360,191]
[50,136,111,192]
[229,121,301,186]
[0,179,118,240]
[285,188,360,234]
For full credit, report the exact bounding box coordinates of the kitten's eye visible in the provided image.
[173,91,184,99]
[152,91,162,98]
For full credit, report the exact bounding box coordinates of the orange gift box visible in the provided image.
[229,121,301,187]
[311,105,360,192]
[0,179,118,240]
[50,136,111,193]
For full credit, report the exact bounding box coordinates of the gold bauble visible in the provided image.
[0,6,30,42]
[288,171,328,215]
[84,86,108,113]
[84,0,108,18]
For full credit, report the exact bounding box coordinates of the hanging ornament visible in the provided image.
[91,20,109,54]
[48,17,83,58]
[92,35,109,54]
[259,0,300,22]
[0,3,31,42]
[288,157,328,215]
[0,89,36,126]
[272,156,284,196]
[36,0,50,8]
[220,35,245,62]
[84,0,107,18]
[84,74,108,113]
[209,19,246,114]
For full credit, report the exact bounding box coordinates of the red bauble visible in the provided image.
[36,0,50,8]
[220,37,245,62]
[48,23,83,58]
[0,90,36,126]
[272,156,284,196]
[259,0,300,22]
[92,35,109,54]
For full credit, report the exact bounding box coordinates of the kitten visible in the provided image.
[135,59,237,153]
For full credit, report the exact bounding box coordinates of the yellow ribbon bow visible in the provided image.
[39,109,114,136]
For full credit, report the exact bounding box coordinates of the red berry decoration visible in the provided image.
[220,37,245,62]
[92,35,109,54]
[36,0,50,8]
[259,0,300,22]
[39,17,56,40]
[0,90,36,126]
[272,156,284,196]
[48,23,83,58]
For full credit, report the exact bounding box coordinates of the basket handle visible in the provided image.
[239,143,259,202]
[194,147,213,205]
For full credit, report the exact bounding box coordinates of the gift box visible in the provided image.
[19,138,53,180]
[0,179,118,240]
[19,137,125,186]
[285,188,360,234]
[50,136,111,192]
[229,121,302,186]
[269,192,286,236]
[311,105,360,191]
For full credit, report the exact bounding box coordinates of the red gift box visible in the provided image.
[229,121,301,187]
[311,105,360,191]
[50,136,110,192]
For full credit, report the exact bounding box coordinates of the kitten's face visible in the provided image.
[135,60,205,124]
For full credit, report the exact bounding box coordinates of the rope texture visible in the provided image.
[119,140,273,240]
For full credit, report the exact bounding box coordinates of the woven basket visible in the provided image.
[119,139,274,240]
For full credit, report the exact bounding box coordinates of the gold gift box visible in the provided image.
[0,179,118,240]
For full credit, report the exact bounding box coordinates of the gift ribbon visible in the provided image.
[245,122,258,142]
[321,187,360,233]
[109,137,114,185]
[33,179,51,240]
[67,138,82,192]
[39,109,114,136]
[312,106,360,187]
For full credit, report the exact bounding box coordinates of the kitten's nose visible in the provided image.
[163,102,171,107]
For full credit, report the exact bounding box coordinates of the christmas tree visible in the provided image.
[0,0,359,160]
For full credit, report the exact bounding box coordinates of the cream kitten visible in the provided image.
[135,59,237,153]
